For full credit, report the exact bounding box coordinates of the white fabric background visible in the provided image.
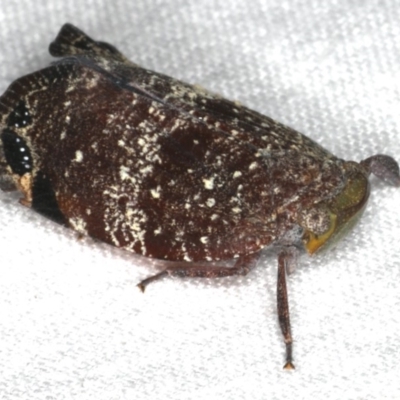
[0,1,399,399]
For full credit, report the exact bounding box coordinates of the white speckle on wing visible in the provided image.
[69,217,88,235]
[150,186,161,198]
[140,165,154,176]
[119,166,136,184]
[206,198,216,207]
[202,176,215,190]
[200,236,209,244]
[249,161,258,170]
[74,150,83,162]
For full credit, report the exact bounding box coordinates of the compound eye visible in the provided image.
[298,206,331,236]
[1,129,33,175]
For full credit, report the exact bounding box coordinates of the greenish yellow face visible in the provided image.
[300,163,371,255]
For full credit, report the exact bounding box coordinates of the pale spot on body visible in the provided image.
[203,176,215,190]
[74,150,83,162]
[249,161,258,170]
[140,165,154,176]
[206,198,216,207]
[119,166,137,184]
[150,186,161,198]
[69,217,88,235]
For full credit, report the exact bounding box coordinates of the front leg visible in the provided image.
[137,252,261,292]
[277,247,299,370]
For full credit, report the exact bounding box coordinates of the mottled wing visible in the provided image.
[50,24,335,160]
[0,25,346,263]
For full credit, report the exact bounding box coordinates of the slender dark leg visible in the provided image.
[137,252,261,292]
[137,271,169,292]
[277,249,296,370]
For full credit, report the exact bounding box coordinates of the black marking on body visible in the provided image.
[0,129,33,175]
[6,101,32,128]
[31,171,67,225]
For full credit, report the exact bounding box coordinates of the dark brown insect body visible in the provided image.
[0,24,399,368]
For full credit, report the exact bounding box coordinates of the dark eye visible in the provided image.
[6,101,32,128]
[1,129,33,175]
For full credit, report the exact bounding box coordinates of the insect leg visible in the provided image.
[137,252,261,292]
[277,248,296,370]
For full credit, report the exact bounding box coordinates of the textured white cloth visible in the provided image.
[1,1,399,399]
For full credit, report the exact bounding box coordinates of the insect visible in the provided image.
[0,24,398,369]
